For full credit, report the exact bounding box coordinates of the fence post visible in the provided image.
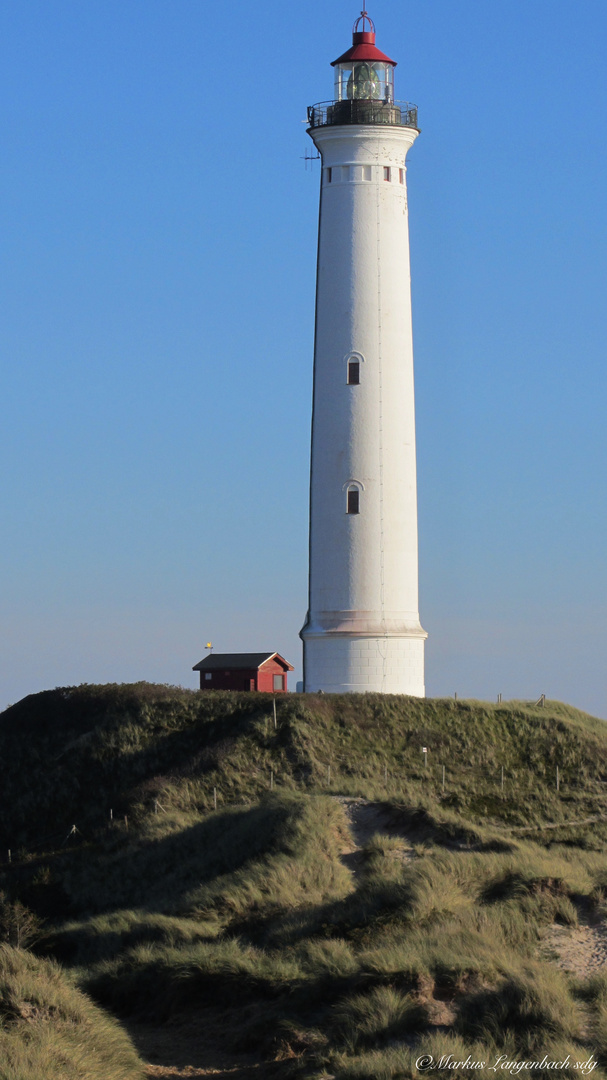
[442,765,445,791]
[384,763,388,784]
[556,766,560,793]
[270,768,274,791]
[501,766,504,791]
[327,764,331,784]
[213,786,217,811]
[273,697,277,730]
[124,815,128,832]
[7,849,11,864]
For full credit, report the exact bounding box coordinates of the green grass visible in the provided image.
[333,985,431,1050]
[2,684,607,850]
[0,945,143,1080]
[2,683,607,1077]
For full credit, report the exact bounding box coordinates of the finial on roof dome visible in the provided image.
[331,7,395,67]
[353,7,375,35]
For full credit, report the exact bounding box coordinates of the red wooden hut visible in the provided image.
[192,652,294,692]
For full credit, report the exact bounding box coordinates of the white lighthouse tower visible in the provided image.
[300,9,427,695]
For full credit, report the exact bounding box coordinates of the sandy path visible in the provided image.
[145,1068,259,1079]
[332,795,416,873]
[544,916,607,979]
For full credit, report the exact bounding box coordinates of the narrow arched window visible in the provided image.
[347,360,360,385]
[347,487,360,515]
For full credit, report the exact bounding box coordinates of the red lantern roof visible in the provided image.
[331,9,396,68]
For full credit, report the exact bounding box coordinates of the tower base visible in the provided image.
[303,633,425,696]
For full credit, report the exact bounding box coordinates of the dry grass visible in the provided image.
[2,684,607,1077]
[0,945,143,1080]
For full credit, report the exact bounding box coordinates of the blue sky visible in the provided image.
[1,0,606,716]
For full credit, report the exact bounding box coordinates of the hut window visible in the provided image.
[347,361,360,385]
[205,673,212,680]
[347,488,360,514]
[273,674,284,691]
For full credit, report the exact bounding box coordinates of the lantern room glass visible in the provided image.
[334,61,394,102]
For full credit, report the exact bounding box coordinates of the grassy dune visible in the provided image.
[2,684,606,846]
[0,945,143,1080]
[2,684,607,1077]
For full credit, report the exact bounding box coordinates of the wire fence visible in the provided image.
[1,690,602,865]
[4,750,607,869]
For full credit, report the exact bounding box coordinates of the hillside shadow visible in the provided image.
[53,800,289,932]
[125,1008,289,1078]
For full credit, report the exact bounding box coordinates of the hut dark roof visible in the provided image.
[192,652,293,672]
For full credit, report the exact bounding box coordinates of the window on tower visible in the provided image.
[325,167,332,184]
[399,168,405,184]
[347,361,360,385]
[347,487,360,515]
[383,166,391,182]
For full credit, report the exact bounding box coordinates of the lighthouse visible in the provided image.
[300,9,427,695]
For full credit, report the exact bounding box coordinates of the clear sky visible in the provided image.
[1,1,606,717]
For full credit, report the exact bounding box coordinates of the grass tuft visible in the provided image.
[0,945,143,1080]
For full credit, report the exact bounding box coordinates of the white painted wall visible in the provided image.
[300,123,427,695]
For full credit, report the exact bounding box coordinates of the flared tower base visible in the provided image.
[303,632,426,696]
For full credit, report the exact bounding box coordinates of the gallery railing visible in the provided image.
[307,99,419,130]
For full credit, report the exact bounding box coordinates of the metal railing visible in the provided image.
[307,99,418,130]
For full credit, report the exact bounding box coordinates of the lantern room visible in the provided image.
[307,8,417,131]
[332,10,395,102]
